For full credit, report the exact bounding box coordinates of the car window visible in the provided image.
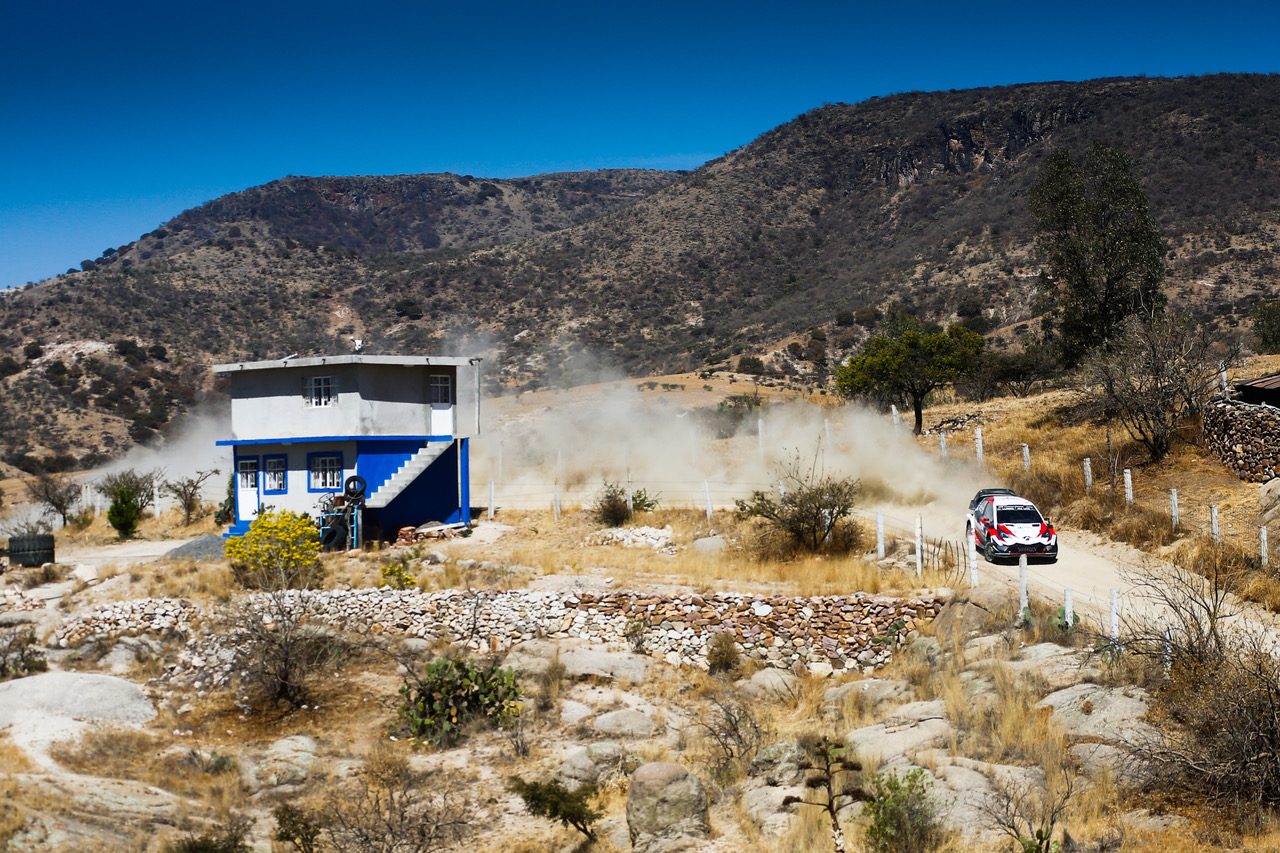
[980,502,994,523]
[997,507,1043,525]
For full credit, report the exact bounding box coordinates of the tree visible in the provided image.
[836,322,983,434]
[1084,312,1231,461]
[783,734,871,853]
[107,486,141,538]
[95,468,160,513]
[1252,299,1280,354]
[735,454,862,554]
[162,468,220,525]
[1029,141,1167,365]
[26,472,82,526]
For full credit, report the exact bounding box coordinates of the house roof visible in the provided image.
[1236,371,1280,391]
[212,354,479,374]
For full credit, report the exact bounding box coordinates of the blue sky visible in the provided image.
[3,0,1278,290]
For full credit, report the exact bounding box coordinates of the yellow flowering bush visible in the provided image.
[226,510,323,589]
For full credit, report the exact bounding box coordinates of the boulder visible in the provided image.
[1003,643,1100,690]
[247,735,318,789]
[739,668,799,702]
[738,778,801,836]
[691,536,727,556]
[1261,478,1280,525]
[595,708,658,738]
[1037,683,1152,742]
[823,677,911,719]
[504,640,649,682]
[556,741,627,789]
[626,762,709,853]
[749,741,804,786]
[846,700,953,768]
[933,585,1017,644]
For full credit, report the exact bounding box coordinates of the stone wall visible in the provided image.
[1203,395,1280,483]
[52,587,944,680]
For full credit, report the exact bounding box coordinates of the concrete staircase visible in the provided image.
[365,443,450,509]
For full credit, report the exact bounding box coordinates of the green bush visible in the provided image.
[863,768,944,853]
[593,481,660,526]
[398,657,522,747]
[508,776,602,840]
[107,486,141,538]
[226,510,322,590]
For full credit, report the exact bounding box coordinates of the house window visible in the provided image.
[237,458,258,489]
[309,453,343,491]
[429,374,451,405]
[304,376,335,407]
[264,456,287,493]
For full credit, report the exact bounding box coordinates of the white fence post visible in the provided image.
[1022,444,1031,472]
[1123,469,1133,505]
[1064,589,1074,629]
[915,515,923,577]
[891,405,901,430]
[939,433,948,460]
[1263,526,1270,569]
[1110,589,1120,641]
[974,427,984,464]
[1083,457,1093,493]
[968,536,979,587]
[1170,489,1179,529]
[703,480,713,520]
[1211,505,1220,542]
[627,473,634,514]
[1019,555,1029,614]
[876,512,885,560]
[487,480,495,520]
[553,481,561,522]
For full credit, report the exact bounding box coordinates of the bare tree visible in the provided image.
[26,472,82,526]
[162,468,220,525]
[324,745,470,853]
[1084,312,1235,461]
[95,468,162,513]
[981,772,1076,853]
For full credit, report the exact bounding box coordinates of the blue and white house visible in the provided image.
[214,354,480,538]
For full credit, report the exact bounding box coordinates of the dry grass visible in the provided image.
[144,557,236,600]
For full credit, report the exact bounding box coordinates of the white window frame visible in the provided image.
[264,457,287,493]
[237,458,258,489]
[304,375,335,408]
[429,374,451,405]
[309,455,343,491]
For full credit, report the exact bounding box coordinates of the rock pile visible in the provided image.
[1204,396,1280,482]
[2,588,45,613]
[48,587,943,685]
[581,526,676,552]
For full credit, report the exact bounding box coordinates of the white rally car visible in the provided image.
[966,490,1058,563]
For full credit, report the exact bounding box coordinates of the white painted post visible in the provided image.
[1262,526,1270,569]
[891,405,900,430]
[553,481,561,522]
[1123,469,1133,505]
[487,480,495,520]
[974,427,984,464]
[1019,556,1029,614]
[1064,589,1074,629]
[1022,443,1031,472]
[626,473,634,515]
[876,512,885,560]
[968,536,979,587]
[1110,589,1120,641]
[1220,360,1229,394]
[1083,458,1093,493]
[1211,505,1220,542]
[778,479,786,499]
[939,433,948,460]
[703,480,713,520]
[915,515,924,577]
[1170,489,1179,529]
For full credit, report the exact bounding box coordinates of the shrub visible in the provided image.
[863,768,944,853]
[0,626,47,680]
[163,816,253,853]
[593,480,660,526]
[737,355,766,375]
[397,656,522,747]
[695,692,764,783]
[508,776,602,840]
[226,510,322,590]
[95,468,160,513]
[735,455,862,554]
[107,486,141,538]
[705,631,741,675]
[1253,298,1280,353]
[162,468,219,526]
[272,803,322,853]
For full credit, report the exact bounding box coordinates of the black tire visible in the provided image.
[982,540,995,564]
[320,520,348,551]
[343,475,367,499]
[9,534,55,568]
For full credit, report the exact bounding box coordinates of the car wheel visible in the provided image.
[982,540,994,563]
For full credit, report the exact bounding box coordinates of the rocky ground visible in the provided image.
[0,516,1203,853]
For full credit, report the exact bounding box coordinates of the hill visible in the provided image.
[3,73,1280,467]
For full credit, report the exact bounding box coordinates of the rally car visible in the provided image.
[965,490,1058,563]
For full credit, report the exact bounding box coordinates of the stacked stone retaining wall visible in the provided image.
[1204,396,1280,483]
[51,587,944,681]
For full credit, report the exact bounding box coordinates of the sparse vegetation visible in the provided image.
[396,656,522,747]
[735,455,862,555]
[508,776,602,841]
[863,768,946,853]
[593,480,660,526]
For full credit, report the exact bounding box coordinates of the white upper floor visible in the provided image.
[213,355,481,441]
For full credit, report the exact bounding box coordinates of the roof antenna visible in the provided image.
[281,353,298,361]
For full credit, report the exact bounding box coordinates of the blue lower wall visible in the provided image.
[355,440,423,500]
[368,440,465,533]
